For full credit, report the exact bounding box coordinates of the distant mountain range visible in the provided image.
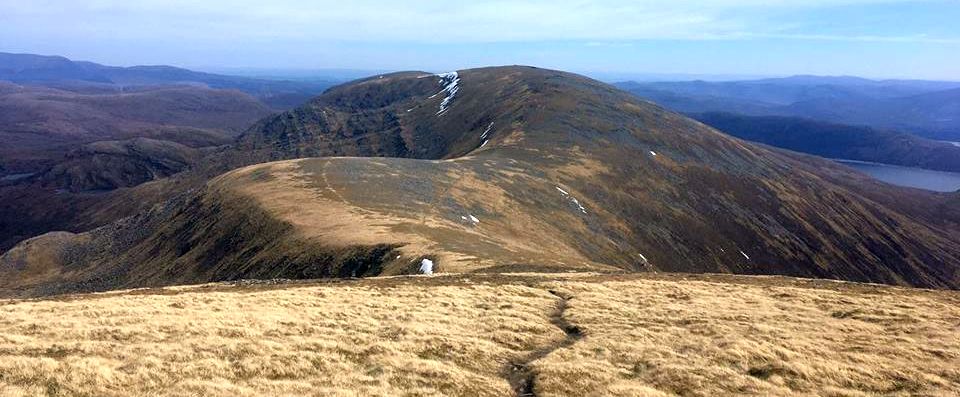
[0,52,337,109]
[616,76,960,141]
[0,82,273,174]
[691,112,960,173]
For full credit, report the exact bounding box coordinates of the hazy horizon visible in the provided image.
[1,1,959,81]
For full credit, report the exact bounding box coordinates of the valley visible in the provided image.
[835,160,960,192]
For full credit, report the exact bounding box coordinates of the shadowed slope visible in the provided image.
[2,66,960,297]
[0,84,276,251]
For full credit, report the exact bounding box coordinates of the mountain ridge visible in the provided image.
[616,78,960,140]
[0,52,336,109]
[691,112,960,173]
[2,66,959,297]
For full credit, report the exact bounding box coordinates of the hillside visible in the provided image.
[616,77,960,140]
[0,52,336,109]
[692,112,960,173]
[38,138,209,192]
[0,273,957,396]
[3,66,960,297]
[0,83,275,251]
[0,83,271,174]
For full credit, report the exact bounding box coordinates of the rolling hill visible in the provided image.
[0,52,336,109]
[616,77,960,140]
[0,83,276,251]
[691,112,960,173]
[0,83,272,175]
[2,66,959,297]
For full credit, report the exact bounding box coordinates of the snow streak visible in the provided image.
[433,71,460,116]
[556,186,588,214]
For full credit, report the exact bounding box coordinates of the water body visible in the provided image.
[0,173,34,182]
[835,160,960,192]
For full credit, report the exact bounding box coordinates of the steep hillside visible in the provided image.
[3,66,960,297]
[1,273,958,396]
[693,112,960,172]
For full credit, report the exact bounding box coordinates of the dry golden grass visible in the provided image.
[1,273,958,396]
[226,158,614,274]
[0,278,563,396]
[535,276,960,396]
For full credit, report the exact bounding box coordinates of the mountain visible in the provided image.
[2,66,959,297]
[616,77,960,140]
[37,138,209,192]
[0,82,277,251]
[0,83,271,174]
[0,52,337,109]
[692,112,960,173]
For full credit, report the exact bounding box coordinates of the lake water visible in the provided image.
[835,160,960,192]
[0,173,34,182]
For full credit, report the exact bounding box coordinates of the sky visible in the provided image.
[1,0,959,80]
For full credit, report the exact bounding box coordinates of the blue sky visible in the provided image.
[1,0,958,80]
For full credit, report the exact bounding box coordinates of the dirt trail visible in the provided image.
[506,289,582,396]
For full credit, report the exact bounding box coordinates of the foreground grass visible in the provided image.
[536,276,960,396]
[0,273,958,396]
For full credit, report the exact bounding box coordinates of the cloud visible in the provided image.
[1,0,950,44]
[746,33,960,44]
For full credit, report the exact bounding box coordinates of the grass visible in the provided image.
[0,273,958,396]
[533,276,960,396]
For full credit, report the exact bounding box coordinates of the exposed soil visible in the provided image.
[506,289,583,396]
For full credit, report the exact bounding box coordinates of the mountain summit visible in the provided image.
[3,66,959,297]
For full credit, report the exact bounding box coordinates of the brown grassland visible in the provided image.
[0,273,958,396]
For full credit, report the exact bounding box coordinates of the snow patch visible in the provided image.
[419,259,434,275]
[555,186,587,214]
[481,122,494,139]
[433,71,460,116]
[649,151,657,156]
[570,198,587,214]
[460,214,480,226]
